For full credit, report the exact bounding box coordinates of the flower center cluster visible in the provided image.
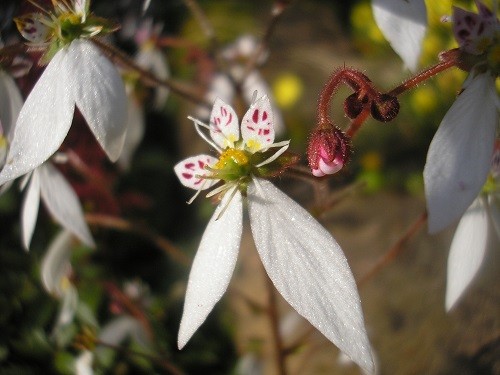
[214,148,249,170]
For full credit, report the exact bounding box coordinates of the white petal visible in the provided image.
[445,197,489,311]
[178,190,243,349]
[75,350,94,375]
[372,0,427,71]
[99,315,144,346]
[66,40,127,162]
[0,71,23,138]
[21,171,40,250]
[41,230,73,295]
[118,95,145,170]
[57,284,78,327]
[135,48,170,109]
[241,95,275,152]
[39,163,95,247]
[247,179,374,374]
[0,49,74,185]
[424,74,497,233]
[209,98,240,149]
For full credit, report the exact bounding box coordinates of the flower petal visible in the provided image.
[371,0,427,71]
[135,48,170,109]
[57,284,78,327]
[209,97,240,149]
[99,315,146,347]
[39,163,95,247]
[445,197,489,311]
[0,49,74,185]
[247,178,374,374]
[424,73,497,233]
[66,40,127,162]
[21,171,40,250]
[0,71,23,139]
[14,13,51,43]
[241,95,275,152]
[75,350,94,375]
[41,230,73,296]
[178,190,243,349]
[242,71,285,136]
[118,94,145,170]
[174,154,219,191]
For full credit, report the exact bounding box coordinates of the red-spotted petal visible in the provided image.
[241,95,274,152]
[209,98,239,149]
[174,155,219,190]
[15,13,51,43]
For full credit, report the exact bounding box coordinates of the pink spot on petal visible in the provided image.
[198,160,205,169]
[262,111,268,121]
[185,163,195,170]
[252,109,259,123]
[226,113,233,126]
[182,173,193,179]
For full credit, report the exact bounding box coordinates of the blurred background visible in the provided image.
[0,0,498,373]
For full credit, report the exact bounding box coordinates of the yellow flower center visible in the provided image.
[214,149,249,170]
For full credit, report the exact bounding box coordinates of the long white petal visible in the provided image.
[247,178,374,374]
[0,49,74,185]
[66,40,127,162]
[117,95,145,170]
[21,171,40,250]
[41,230,73,296]
[0,71,23,138]
[57,285,78,327]
[372,0,427,71]
[424,73,498,233]
[178,190,243,349]
[445,197,489,311]
[39,163,95,247]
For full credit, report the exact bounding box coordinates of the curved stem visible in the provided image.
[388,50,459,97]
[357,211,428,288]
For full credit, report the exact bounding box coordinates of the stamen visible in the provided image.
[188,116,222,153]
[255,140,290,167]
[27,0,51,15]
[215,184,239,221]
[187,179,208,204]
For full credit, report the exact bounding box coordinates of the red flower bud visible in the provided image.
[307,125,351,177]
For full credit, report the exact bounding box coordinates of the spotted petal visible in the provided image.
[247,178,374,374]
[174,154,219,191]
[178,190,243,349]
[446,197,489,311]
[14,13,51,43]
[241,95,274,152]
[65,40,128,162]
[372,0,427,71]
[424,73,497,233]
[0,48,74,185]
[209,98,240,149]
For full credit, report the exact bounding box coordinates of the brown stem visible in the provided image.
[357,211,428,288]
[183,0,216,47]
[91,38,211,108]
[388,50,459,97]
[85,213,190,266]
[96,340,185,375]
[266,275,287,375]
[239,1,290,85]
[345,105,371,138]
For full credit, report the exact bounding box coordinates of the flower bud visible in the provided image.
[370,94,399,122]
[344,92,368,119]
[307,125,351,177]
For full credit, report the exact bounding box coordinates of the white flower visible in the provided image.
[75,350,94,375]
[371,0,427,71]
[424,2,499,233]
[445,143,500,310]
[21,161,95,250]
[174,97,374,374]
[41,230,79,329]
[0,0,127,185]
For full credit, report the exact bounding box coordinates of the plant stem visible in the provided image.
[358,211,428,288]
[85,213,190,266]
[266,275,287,375]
